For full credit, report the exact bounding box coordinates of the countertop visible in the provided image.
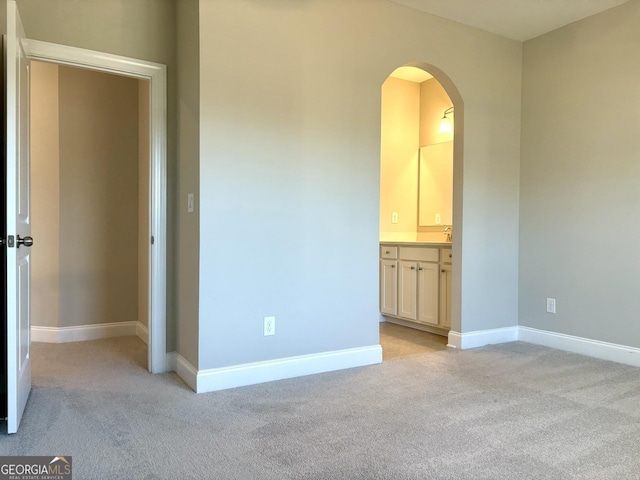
[379,232,452,247]
[380,240,451,247]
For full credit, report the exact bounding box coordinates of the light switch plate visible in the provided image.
[391,212,398,224]
[187,193,195,213]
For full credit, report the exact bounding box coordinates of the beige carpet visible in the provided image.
[2,334,640,479]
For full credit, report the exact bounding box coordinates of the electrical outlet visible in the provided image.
[264,316,276,336]
[435,213,441,225]
[546,298,556,314]
[391,212,398,224]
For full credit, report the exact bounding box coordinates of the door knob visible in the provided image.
[17,235,33,248]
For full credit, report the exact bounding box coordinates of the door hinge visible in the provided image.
[151,235,155,245]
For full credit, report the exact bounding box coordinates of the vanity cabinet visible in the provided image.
[439,249,452,329]
[380,247,398,316]
[417,262,439,325]
[380,244,446,332]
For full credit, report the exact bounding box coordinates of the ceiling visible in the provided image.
[388,0,631,41]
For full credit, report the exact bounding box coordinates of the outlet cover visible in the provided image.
[546,298,556,314]
[264,316,276,336]
[391,212,398,224]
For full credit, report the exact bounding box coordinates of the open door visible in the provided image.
[5,0,32,434]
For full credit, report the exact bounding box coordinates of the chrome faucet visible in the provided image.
[444,227,452,243]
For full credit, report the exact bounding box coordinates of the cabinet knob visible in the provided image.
[391,265,395,268]
[410,266,415,270]
[441,270,445,273]
[418,267,423,271]
[449,254,452,258]
[385,250,390,254]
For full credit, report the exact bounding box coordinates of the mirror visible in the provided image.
[418,141,453,227]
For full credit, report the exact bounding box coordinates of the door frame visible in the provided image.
[23,39,168,373]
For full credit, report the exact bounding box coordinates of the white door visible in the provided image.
[5,0,32,434]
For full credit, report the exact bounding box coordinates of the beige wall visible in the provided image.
[380,76,420,235]
[419,79,453,148]
[31,61,60,329]
[380,75,455,236]
[31,64,141,329]
[138,80,150,330]
[0,0,6,36]
[519,1,640,345]
[58,66,139,328]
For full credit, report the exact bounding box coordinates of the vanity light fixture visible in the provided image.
[439,107,454,134]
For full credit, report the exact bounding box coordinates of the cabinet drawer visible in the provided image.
[441,248,452,264]
[380,246,398,259]
[399,246,438,262]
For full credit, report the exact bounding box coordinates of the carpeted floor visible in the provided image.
[2,333,640,479]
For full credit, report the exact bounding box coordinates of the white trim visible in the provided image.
[518,327,640,368]
[447,326,519,349]
[173,345,383,394]
[24,39,168,373]
[174,354,198,392]
[136,322,149,345]
[31,322,137,344]
[166,352,178,374]
[447,331,462,348]
[448,325,640,368]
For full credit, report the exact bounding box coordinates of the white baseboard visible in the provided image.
[136,322,149,345]
[174,353,197,391]
[448,326,519,349]
[166,352,178,374]
[518,326,640,368]
[447,325,640,369]
[31,321,137,343]
[173,345,382,394]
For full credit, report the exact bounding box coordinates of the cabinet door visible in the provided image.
[380,260,398,316]
[439,264,452,329]
[398,261,417,320]
[417,262,439,325]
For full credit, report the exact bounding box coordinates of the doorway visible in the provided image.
[30,61,150,364]
[24,39,168,373]
[378,63,463,358]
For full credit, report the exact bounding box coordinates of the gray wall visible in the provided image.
[519,1,640,345]
[18,0,178,349]
[58,66,139,327]
[21,0,524,370]
[176,0,200,368]
[197,0,522,369]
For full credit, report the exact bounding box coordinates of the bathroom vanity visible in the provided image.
[380,242,452,336]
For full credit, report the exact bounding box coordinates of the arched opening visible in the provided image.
[379,63,463,359]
